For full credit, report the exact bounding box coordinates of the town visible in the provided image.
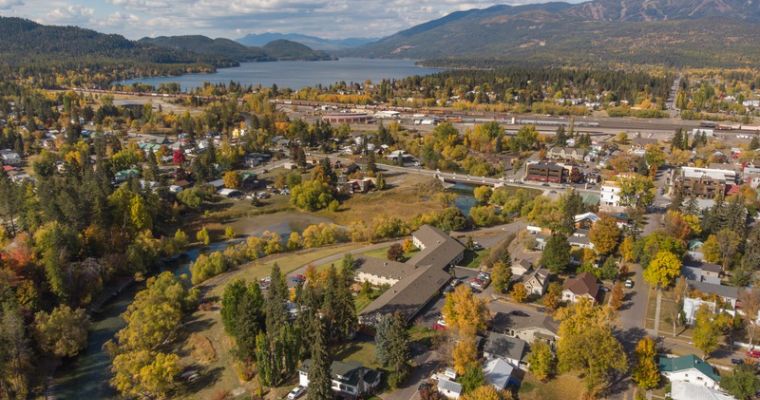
[2,74,760,400]
[3,3,760,400]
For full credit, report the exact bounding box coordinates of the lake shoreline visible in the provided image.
[118,58,442,91]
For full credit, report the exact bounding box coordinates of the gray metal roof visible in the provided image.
[483,332,527,362]
[687,280,739,299]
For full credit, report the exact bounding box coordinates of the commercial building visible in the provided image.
[524,162,582,183]
[672,167,737,199]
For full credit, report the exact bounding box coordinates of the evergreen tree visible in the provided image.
[375,313,411,387]
[366,151,378,175]
[750,135,760,150]
[555,125,567,146]
[307,319,333,400]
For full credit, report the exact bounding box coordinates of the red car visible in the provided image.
[747,349,760,359]
[432,319,448,331]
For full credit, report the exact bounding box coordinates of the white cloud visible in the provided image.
[39,4,95,25]
[6,0,556,39]
[0,0,23,10]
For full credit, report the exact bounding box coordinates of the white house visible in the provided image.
[670,381,736,400]
[682,280,738,324]
[298,360,381,399]
[523,268,550,296]
[437,378,462,399]
[599,180,622,212]
[658,354,721,389]
[562,272,599,304]
[483,358,514,391]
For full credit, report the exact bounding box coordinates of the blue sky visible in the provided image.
[0,0,540,40]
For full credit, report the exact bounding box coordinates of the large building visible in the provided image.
[672,167,738,198]
[358,225,465,325]
[524,162,581,183]
[321,112,373,124]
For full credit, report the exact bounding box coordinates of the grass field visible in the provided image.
[518,373,585,400]
[208,243,365,296]
[318,175,445,225]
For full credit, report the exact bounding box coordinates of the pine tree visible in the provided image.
[750,135,760,150]
[334,266,357,341]
[555,125,567,146]
[375,313,411,387]
[307,319,333,400]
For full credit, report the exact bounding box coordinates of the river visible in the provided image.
[119,58,441,90]
[52,240,239,400]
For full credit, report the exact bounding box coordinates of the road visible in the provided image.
[375,162,602,195]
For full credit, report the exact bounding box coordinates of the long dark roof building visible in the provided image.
[359,225,465,325]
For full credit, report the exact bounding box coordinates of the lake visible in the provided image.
[120,58,441,90]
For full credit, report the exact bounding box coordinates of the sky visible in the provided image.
[0,0,541,40]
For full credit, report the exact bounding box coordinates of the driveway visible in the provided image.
[380,350,443,400]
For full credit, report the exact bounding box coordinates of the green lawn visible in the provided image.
[209,243,365,295]
[335,340,381,370]
[460,248,489,268]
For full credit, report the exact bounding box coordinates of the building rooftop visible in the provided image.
[359,263,451,322]
[670,381,735,400]
[355,257,414,282]
[658,354,720,383]
[484,358,513,390]
[563,272,599,298]
[483,332,527,362]
[300,360,378,387]
[437,378,462,395]
[687,280,739,300]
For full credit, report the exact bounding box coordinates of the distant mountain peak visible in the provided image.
[348,0,760,67]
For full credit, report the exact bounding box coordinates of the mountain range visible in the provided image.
[138,36,332,62]
[348,0,760,67]
[237,33,377,51]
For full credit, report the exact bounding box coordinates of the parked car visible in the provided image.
[477,272,491,282]
[432,319,448,331]
[731,358,744,365]
[287,385,306,399]
[469,277,489,291]
[747,349,760,359]
[624,279,634,289]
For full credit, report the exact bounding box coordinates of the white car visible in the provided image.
[287,385,306,399]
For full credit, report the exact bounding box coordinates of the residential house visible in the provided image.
[483,358,515,391]
[562,272,599,303]
[670,381,736,400]
[687,240,705,261]
[599,180,623,212]
[523,267,550,296]
[568,230,594,250]
[574,212,600,230]
[482,332,527,368]
[437,378,462,399]
[511,259,532,278]
[682,280,738,324]
[547,146,586,162]
[658,354,721,389]
[298,360,381,399]
[681,261,721,284]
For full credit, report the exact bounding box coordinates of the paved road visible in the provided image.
[376,162,602,195]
